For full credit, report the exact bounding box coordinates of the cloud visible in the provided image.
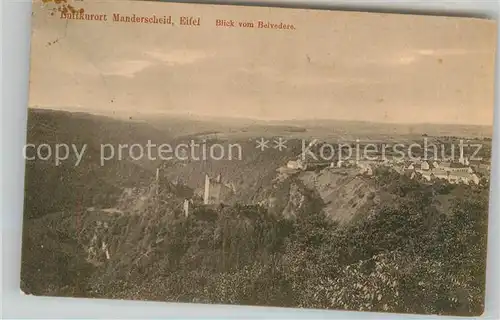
[96,49,212,78]
[288,76,377,86]
[100,60,153,78]
[238,66,378,86]
[345,52,419,67]
[395,55,417,65]
[416,48,471,56]
[145,50,212,66]
[359,48,478,67]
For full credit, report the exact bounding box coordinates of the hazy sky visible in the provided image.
[29,0,497,125]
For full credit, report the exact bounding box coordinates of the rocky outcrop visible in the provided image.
[262,167,379,224]
[298,168,380,223]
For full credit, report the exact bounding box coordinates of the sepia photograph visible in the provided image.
[21,0,497,316]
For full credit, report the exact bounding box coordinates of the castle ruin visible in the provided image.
[203,174,234,205]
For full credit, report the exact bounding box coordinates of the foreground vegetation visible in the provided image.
[21,172,489,316]
[73,170,488,316]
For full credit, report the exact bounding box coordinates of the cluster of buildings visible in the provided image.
[391,159,485,185]
[285,156,490,186]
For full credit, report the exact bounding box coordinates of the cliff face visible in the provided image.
[297,168,380,223]
[261,167,380,223]
[281,183,306,219]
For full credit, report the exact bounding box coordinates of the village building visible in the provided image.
[303,159,330,171]
[469,160,491,178]
[459,157,470,166]
[183,199,193,217]
[418,168,479,185]
[357,161,374,176]
[448,171,480,185]
[287,159,307,170]
[440,162,451,170]
[478,162,491,171]
[447,162,470,173]
[420,169,449,182]
[420,161,430,171]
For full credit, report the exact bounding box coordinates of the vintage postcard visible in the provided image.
[22,0,497,316]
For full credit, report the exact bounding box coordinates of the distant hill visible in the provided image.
[23,108,171,219]
[137,113,493,140]
[280,119,493,139]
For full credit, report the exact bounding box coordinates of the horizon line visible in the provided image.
[28,106,495,128]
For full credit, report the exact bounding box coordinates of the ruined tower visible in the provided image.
[183,199,191,217]
[203,174,223,205]
[155,167,161,196]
